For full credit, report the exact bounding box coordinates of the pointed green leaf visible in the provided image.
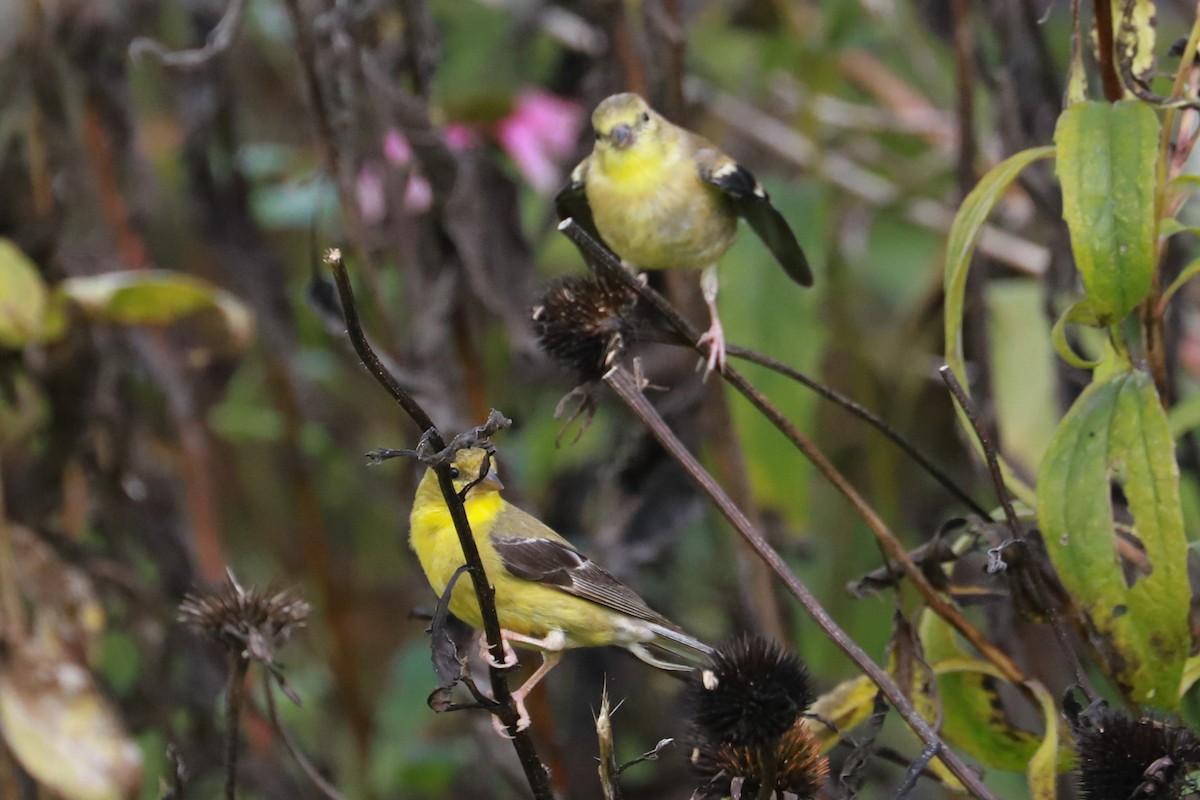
[1054,100,1158,323]
[943,145,1054,504]
[1038,369,1190,707]
[1026,679,1061,800]
[0,239,48,347]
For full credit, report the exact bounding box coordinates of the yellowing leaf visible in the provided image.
[919,611,1056,774]
[0,639,141,800]
[55,270,254,351]
[1038,369,1190,707]
[1054,101,1158,324]
[0,238,48,347]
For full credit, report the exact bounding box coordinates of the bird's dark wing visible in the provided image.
[554,157,603,245]
[695,148,813,287]
[491,507,673,626]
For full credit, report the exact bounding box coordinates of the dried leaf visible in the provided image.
[0,638,142,800]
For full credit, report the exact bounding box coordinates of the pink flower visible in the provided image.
[495,90,584,194]
[443,123,480,152]
[356,163,386,225]
[383,130,413,165]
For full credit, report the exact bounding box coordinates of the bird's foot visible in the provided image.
[480,636,519,670]
[490,701,532,738]
[696,318,727,378]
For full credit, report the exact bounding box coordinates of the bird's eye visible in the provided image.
[448,467,460,479]
[641,112,650,123]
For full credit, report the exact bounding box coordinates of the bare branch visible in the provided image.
[129,0,250,69]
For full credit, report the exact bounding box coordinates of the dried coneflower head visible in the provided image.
[179,573,311,665]
[1073,705,1200,799]
[689,720,829,800]
[687,635,815,748]
[532,273,660,381]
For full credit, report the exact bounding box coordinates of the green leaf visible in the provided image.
[1161,255,1200,307]
[919,611,1053,773]
[1050,300,1105,369]
[0,239,48,347]
[944,145,1054,503]
[54,271,253,350]
[1038,369,1190,707]
[1025,679,1061,800]
[1054,101,1158,323]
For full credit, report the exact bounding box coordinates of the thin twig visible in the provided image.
[559,218,1027,689]
[890,743,940,799]
[129,0,250,69]
[224,656,249,800]
[261,671,348,800]
[938,367,1022,538]
[940,365,1099,698]
[603,364,996,800]
[729,346,989,518]
[326,250,552,798]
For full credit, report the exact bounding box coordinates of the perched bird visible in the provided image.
[556,92,813,374]
[409,447,712,735]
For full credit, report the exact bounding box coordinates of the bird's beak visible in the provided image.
[480,468,504,492]
[611,123,634,149]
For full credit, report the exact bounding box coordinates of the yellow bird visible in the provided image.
[556,92,813,374]
[409,448,712,734]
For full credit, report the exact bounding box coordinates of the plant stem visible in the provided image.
[224,656,249,800]
[327,250,553,798]
[603,364,997,800]
[559,220,1028,688]
[728,346,988,518]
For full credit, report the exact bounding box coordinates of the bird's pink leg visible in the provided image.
[489,630,566,737]
[696,264,726,377]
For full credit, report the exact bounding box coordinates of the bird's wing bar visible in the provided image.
[492,534,674,626]
[696,149,814,287]
[554,158,603,244]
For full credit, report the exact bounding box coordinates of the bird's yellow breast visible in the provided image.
[587,138,737,270]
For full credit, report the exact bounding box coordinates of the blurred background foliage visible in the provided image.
[1,0,1197,798]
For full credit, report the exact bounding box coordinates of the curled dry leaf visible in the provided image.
[0,637,142,800]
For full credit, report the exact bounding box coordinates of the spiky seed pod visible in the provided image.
[1074,708,1200,800]
[179,574,311,664]
[532,273,657,381]
[686,635,814,748]
[688,721,829,799]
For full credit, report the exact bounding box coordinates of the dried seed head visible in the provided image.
[686,635,814,748]
[179,573,310,665]
[689,720,829,799]
[532,273,656,381]
[1073,707,1200,800]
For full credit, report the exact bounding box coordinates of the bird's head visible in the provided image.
[444,447,504,496]
[591,93,660,153]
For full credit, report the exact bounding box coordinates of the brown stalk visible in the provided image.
[326,250,553,798]
[602,364,996,800]
[558,218,1028,686]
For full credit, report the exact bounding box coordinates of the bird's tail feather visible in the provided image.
[627,622,713,671]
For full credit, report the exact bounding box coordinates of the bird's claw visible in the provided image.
[490,705,532,738]
[696,320,727,378]
[480,637,519,670]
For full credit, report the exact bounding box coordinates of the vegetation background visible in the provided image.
[2,1,1199,798]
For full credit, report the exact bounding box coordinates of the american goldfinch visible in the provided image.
[556,92,813,374]
[409,447,712,734]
